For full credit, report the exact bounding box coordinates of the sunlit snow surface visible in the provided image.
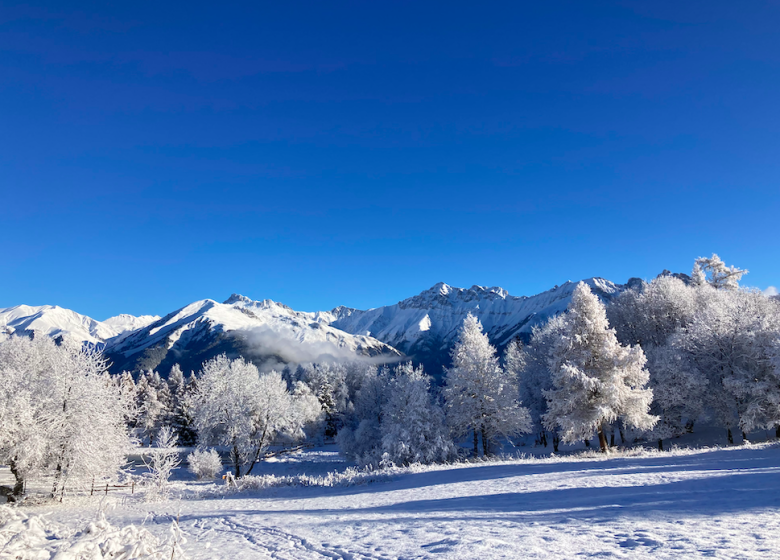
[26,443,780,559]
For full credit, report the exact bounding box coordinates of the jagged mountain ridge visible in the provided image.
[103,294,401,375]
[321,278,629,378]
[3,276,650,378]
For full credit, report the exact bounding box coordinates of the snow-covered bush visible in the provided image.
[187,448,223,480]
[143,426,180,500]
[0,505,187,559]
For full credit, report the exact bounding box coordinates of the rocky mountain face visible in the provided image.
[103,295,401,375]
[322,278,627,380]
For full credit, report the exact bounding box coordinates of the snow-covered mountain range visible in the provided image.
[0,305,159,345]
[104,294,401,375]
[2,276,646,377]
[322,278,629,378]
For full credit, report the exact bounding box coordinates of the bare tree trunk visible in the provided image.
[552,434,560,453]
[473,429,479,458]
[541,431,548,447]
[584,438,590,448]
[481,427,489,457]
[727,429,734,445]
[619,426,625,444]
[776,425,780,439]
[610,429,615,448]
[232,445,242,477]
[658,438,664,451]
[8,459,24,498]
[597,425,609,453]
[742,431,748,443]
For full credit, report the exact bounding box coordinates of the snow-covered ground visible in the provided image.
[11,442,780,559]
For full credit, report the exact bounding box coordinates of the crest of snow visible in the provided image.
[418,314,432,332]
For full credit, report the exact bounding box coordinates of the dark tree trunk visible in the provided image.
[742,431,748,443]
[597,425,609,453]
[776,425,780,439]
[541,431,548,448]
[584,438,590,448]
[473,429,479,458]
[658,438,664,451]
[552,434,560,453]
[232,445,242,477]
[610,429,615,448]
[9,459,24,497]
[619,426,626,444]
[727,429,734,445]
[481,427,490,458]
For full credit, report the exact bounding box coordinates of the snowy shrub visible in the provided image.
[187,448,223,480]
[0,505,187,559]
[143,426,180,501]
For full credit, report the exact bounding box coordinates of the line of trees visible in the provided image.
[3,253,779,499]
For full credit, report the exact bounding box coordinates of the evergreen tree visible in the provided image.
[543,283,656,452]
[444,314,532,457]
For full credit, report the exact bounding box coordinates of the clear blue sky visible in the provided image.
[2,1,778,320]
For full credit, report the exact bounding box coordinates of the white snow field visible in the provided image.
[12,442,780,559]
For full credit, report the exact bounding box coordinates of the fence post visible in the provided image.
[90,477,95,497]
[105,483,109,496]
[131,480,135,494]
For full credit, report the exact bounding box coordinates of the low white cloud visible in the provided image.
[765,286,778,297]
[234,325,400,371]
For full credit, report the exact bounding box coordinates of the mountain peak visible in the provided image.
[224,293,253,305]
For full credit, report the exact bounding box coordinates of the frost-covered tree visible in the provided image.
[167,364,197,446]
[192,355,320,477]
[444,314,532,457]
[380,362,455,466]
[543,283,657,452]
[46,342,133,498]
[135,370,169,445]
[608,275,703,448]
[676,288,780,443]
[696,253,748,291]
[0,336,56,497]
[337,366,390,465]
[522,314,568,450]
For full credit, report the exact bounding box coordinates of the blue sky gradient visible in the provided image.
[2,1,778,319]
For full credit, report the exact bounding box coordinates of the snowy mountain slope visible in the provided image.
[104,294,401,375]
[323,278,626,377]
[0,304,155,345]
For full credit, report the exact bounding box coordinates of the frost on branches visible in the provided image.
[191,355,321,477]
[380,362,455,466]
[444,314,531,458]
[0,336,132,500]
[543,283,657,452]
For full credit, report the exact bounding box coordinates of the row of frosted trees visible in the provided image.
[3,253,778,498]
